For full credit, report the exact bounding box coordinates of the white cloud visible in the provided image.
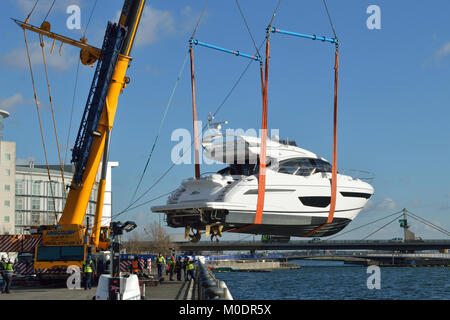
[115,4,203,48]
[361,197,397,214]
[375,197,397,211]
[0,93,26,110]
[133,5,176,47]
[434,42,450,59]
[15,0,83,17]
[1,39,77,71]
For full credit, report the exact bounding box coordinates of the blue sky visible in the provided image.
[1,0,449,241]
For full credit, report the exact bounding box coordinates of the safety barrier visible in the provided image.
[0,235,41,253]
[197,261,233,300]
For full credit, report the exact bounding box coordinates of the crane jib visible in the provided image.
[71,22,127,186]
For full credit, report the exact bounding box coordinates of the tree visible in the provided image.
[144,222,178,255]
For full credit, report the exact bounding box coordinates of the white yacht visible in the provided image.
[151,128,374,241]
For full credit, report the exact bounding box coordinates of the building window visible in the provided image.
[47,212,56,225]
[4,216,10,223]
[15,212,23,225]
[32,181,41,196]
[15,197,24,210]
[4,184,10,192]
[4,169,10,176]
[4,200,10,208]
[5,153,11,161]
[48,198,56,212]
[15,180,24,195]
[32,199,40,210]
[48,182,57,197]
[31,212,40,225]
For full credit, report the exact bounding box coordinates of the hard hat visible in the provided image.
[1,254,7,260]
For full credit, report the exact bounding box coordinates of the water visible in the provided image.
[213,260,450,300]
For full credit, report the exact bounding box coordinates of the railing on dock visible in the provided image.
[196,261,233,300]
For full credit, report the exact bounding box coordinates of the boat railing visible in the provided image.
[338,168,375,183]
[200,172,219,177]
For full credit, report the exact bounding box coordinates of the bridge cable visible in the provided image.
[406,210,450,237]
[327,210,404,240]
[362,214,404,240]
[407,215,450,237]
[406,209,450,234]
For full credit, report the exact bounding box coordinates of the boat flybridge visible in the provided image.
[151,123,374,242]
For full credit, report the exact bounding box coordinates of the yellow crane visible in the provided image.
[13,0,146,280]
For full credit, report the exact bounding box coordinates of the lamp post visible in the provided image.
[110,221,137,277]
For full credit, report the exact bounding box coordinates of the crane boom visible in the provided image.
[13,0,146,276]
[62,0,145,226]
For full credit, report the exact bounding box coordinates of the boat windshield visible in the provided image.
[217,163,259,176]
[278,158,331,176]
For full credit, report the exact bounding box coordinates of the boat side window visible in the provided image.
[278,160,299,175]
[313,159,332,173]
[278,158,331,176]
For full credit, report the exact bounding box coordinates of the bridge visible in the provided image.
[177,239,450,252]
[176,208,450,253]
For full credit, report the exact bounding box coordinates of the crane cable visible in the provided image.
[128,53,190,205]
[302,45,339,237]
[39,34,66,200]
[23,29,58,222]
[114,0,210,218]
[302,0,339,237]
[24,0,41,23]
[188,0,210,179]
[64,0,97,169]
[227,0,282,233]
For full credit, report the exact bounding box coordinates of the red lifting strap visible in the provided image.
[189,47,201,179]
[254,39,270,225]
[303,47,339,237]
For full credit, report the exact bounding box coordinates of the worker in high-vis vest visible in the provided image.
[168,256,175,281]
[186,258,196,281]
[155,253,166,280]
[83,255,95,290]
[1,255,14,294]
